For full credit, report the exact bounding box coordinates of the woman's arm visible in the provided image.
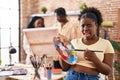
[93,41,114,75]
[53,35,71,71]
[56,48,70,71]
[59,56,70,71]
[84,49,114,75]
[94,53,114,75]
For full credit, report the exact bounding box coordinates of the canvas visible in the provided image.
[23,27,58,57]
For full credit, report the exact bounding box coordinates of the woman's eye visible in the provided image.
[80,24,92,29]
[87,24,91,27]
[80,24,84,28]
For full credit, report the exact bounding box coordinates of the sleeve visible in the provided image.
[23,34,32,55]
[70,38,78,48]
[104,40,115,54]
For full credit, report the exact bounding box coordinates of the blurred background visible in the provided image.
[0,0,120,79]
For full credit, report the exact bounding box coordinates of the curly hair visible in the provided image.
[78,7,103,36]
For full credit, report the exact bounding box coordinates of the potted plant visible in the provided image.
[41,6,47,14]
[109,40,120,52]
[79,3,87,10]
[102,21,114,27]
[109,40,120,79]
[0,59,1,65]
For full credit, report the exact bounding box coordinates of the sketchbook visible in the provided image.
[23,27,58,57]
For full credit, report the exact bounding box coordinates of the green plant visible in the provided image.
[79,3,87,10]
[109,40,120,51]
[41,6,47,13]
[109,40,120,77]
[0,59,2,65]
[116,78,120,80]
[114,61,120,73]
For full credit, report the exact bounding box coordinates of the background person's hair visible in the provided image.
[54,7,67,16]
[78,7,103,37]
[27,16,45,28]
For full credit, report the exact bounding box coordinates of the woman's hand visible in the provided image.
[53,36,69,60]
[84,49,98,61]
[84,49,114,75]
[56,34,69,45]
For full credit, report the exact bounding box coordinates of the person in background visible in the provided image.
[27,16,45,28]
[54,7,81,42]
[55,7,114,80]
[53,7,81,69]
[23,16,45,64]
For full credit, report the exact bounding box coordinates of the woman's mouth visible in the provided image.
[83,32,91,38]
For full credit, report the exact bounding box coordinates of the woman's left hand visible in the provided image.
[84,49,98,61]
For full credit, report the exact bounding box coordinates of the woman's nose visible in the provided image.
[83,25,88,30]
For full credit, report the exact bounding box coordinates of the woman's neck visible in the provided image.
[82,36,99,45]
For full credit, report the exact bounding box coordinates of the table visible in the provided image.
[0,63,66,80]
[7,72,65,80]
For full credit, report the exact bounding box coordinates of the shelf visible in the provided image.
[31,10,81,17]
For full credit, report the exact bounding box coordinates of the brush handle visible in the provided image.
[73,49,103,52]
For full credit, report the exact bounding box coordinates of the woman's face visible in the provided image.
[80,18,98,40]
[56,15,66,23]
[34,19,44,28]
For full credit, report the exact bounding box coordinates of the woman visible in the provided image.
[55,7,114,80]
[23,16,45,64]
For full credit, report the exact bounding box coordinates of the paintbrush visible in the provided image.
[68,49,103,52]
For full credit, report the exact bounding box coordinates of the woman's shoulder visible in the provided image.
[99,37,110,42]
[99,37,112,45]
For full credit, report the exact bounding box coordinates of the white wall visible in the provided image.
[0,0,19,65]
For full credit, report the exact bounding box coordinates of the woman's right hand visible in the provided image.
[53,34,68,45]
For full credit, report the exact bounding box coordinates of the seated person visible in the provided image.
[23,16,45,64]
[54,7,114,80]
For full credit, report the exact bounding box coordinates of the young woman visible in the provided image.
[55,7,114,80]
[23,16,45,64]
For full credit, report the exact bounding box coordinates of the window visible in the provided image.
[0,0,19,65]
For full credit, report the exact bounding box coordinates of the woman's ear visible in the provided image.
[95,23,99,31]
[95,23,98,28]
[95,23,100,37]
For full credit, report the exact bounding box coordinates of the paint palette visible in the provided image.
[53,38,77,65]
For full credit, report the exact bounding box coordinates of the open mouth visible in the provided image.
[84,33,90,37]
[83,31,91,38]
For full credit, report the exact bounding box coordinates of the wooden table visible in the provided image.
[1,63,65,80]
[7,73,65,80]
